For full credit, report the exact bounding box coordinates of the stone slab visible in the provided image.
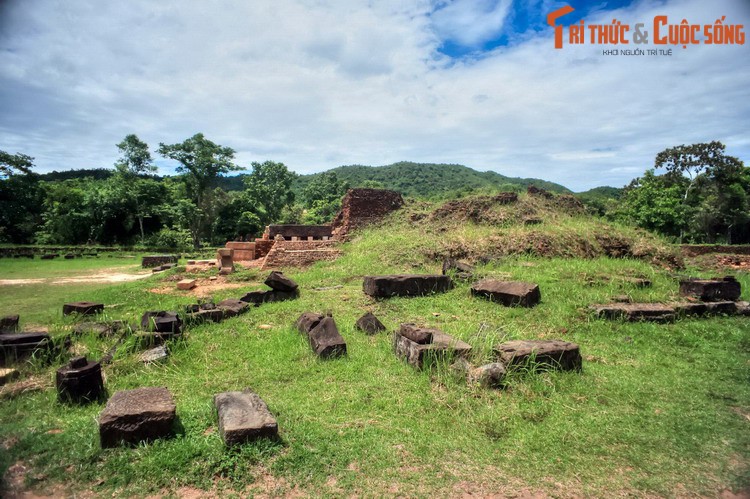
[99,387,176,448]
[0,315,19,333]
[471,279,541,307]
[177,279,197,290]
[264,271,299,292]
[354,312,386,335]
[140,311,182,336]
[679,277,741,302]
[214,389,278,446]
[363,274,453,298]
[494,340,582,372]
[56,356,104,403]
[0,367,19,386]
[398,323,436,344]
[307,316,347,358]
[63,301,104,316]
[468,363,507,388]
[591,303,675,322]
[140,346,169,363]
[217,299,250,318]
[393,328,471,369]
[296,312,324,335]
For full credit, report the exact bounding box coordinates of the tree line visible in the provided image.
[1,137,747,248]
[0,134,348,250]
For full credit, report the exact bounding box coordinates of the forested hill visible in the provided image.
[292,162,571,198]
[37,162,574,198]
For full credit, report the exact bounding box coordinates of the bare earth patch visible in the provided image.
[148,277,256,298]
[0,268,151,286]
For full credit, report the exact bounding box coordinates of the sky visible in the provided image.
[0,0,748,192]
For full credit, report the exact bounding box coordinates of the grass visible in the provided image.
[0,210,749,497]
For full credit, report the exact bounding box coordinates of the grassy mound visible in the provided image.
[0,201,747,497]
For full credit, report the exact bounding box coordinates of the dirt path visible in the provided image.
[0,270,152,286]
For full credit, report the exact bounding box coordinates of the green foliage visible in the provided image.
[146,226,193,252]
[114,134,156,177]
[301,171,348,224]
[293,162,571,199]
[623,141,750,243]
[0,149,34,177]
[243,161,297,225]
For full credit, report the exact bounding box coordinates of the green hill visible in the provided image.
[292,162,571,198]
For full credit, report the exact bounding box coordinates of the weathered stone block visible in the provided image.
[307,316,347,359]
[142,255,178,268]
[494,340,582,372]
[140,311,182,336]
[393,328,471,369]
[0,315,19,333]
[217,299,250,318]
[177,279,196,290]
[264,271,299,292]
[62,301,104,316]
[0,367,19,386]
[140,346,168,363]
[679,277,741,302]
[355,312,386,335]
[296,312,324,335]
[214,389,278,446]
[468,363,507,388]
[73,320,128,338]
[591,303,675,322]
[217,248,234,274]
[363,274,453,298]
[240,289,299,306]
[99,387,176,448]
[56,356,104,403]
[0,332,52,366]
[398,323,436,344]
[471,279,541,307]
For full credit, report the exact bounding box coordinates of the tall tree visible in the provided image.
[243,161,297,225]
[114,134,159,242]
[157,133,242,246]
[0,150,34,178]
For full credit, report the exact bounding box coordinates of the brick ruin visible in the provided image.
[226,188,404,269]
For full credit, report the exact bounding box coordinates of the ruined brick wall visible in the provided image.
[331,188,404,239]
[225,242,255,261]
[267,225,332,240]
[261,240,341,269]
[254,239,275,259]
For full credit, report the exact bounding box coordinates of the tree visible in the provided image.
[655,141,728,202]
[619,169,688,239]
[302,171,349,224]
[157,133,242,246]
[114,134,159,242]
[0,150,34,178]
[243,161,297,225]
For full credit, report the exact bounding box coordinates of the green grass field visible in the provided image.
[0,209,748,497]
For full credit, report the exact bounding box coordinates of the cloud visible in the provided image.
[430,0,513,47]
[0,0,748,191]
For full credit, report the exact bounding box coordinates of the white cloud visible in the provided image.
[430,0,513,47]
[0,0,748,191]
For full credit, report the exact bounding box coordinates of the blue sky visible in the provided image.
[1,0,748,191]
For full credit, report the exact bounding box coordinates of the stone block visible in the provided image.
[591,303,675,322]
[142,255,178,268]
[56,356,104,403]
[73,320,128,338]
[0,332,52,366]
[398,323,436,344]
[363,274,453,298]
[470,279,541,307]
[240,289,299,306]
[140,346,168,363]
[0,367,19,385]
[296,312,324,335]
[468,363,507,388]
[264,271,299,292]
[0,315,19,333]
[99,387,176,448]
[214,389,278,446]
[393,327,471,369]
[354,312,386,335]
[494,340,582,372]
[177,279,196,290]
[307,316,347,359]
[217,299,250,318]
[140,311,182,336]
[62,301,104,316]
[679,277,741,302]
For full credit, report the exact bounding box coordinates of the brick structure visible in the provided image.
[225,241,255,261]
[261,240,341,270]
[331,188,404,239]
[266,225,333,240]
